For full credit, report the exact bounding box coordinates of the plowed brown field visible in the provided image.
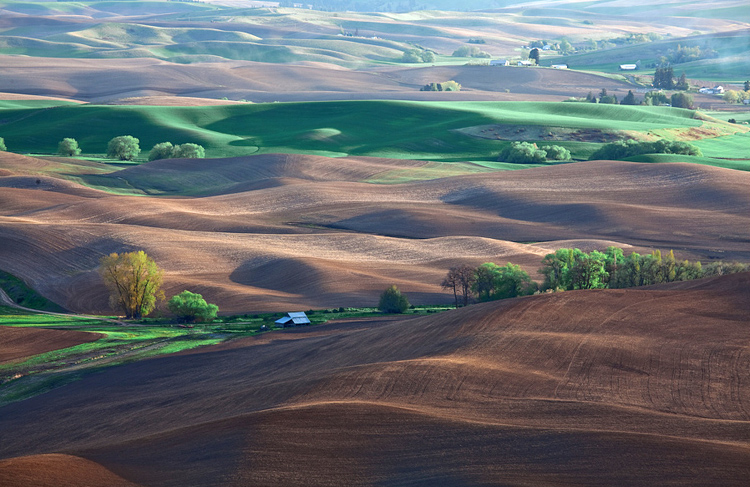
[0,327,101,364]
[1,272,748,485]
[0,56,642,104]
[1,153,749,313]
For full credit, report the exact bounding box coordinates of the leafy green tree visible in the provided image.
[569,249,608,289]
[620,90,638,105]
[494,263,537,298]
[675,72,689,90]
[149,142,174,161]
[539,248,575,290]
[168,290,218,323]
[173,143,206,159]
[420,50,435,63]
[0,137,6,151]
[671,92,693,109]
[57,138,81,156]
[472,262,501,301]
[558,38,573,54]
[99,251,163,319]
[653,66,674,89]
[541,145,571,161]
[499,141,547,163]
[378,285,410,313]
[107,135,140,161]
[529,48,540,64]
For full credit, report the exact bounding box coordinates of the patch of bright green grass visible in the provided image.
[0,101,745,193]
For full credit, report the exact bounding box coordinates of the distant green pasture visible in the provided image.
[0,101,715,161]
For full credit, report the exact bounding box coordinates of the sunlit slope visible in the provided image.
[1,154,750,314]
[0,101,742,163]
[1,273,749,485]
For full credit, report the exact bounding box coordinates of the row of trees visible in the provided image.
[589,139,702,160]
[581,89,692,108]
[401,48,435,63]
[419,81,461,92]
[107,136,206,162]
[99,251,217,322]
[539,248,747,291]
[441,247,748,308]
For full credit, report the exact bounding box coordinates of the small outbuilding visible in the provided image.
[619,64,637,71]
[490,59,509,66]
[275,311,311,327]
[551,64,568,69]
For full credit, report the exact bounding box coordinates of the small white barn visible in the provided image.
[619,64,637,71]
[275,311,311,327]
[551,64,568,69]
[517,60,533,67]
[490,59,509,66]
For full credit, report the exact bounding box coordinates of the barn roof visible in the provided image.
[275,311,310,325]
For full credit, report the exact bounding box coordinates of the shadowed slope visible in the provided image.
[0,454,139,487]
[0,273,749,485]
[1,156,750,313]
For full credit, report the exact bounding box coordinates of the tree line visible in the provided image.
[442,247,748,308]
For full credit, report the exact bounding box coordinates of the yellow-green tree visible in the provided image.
[99,251,163,318]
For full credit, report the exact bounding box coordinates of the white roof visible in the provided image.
[275,311,310,325]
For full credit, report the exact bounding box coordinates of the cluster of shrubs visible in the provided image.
[498,141,571,163]
[419,80,461,92]
[149,142,206,161]
[589,139,702,160]
[401,48,435,63]
[452,46,490,58]
[443,247,748,308]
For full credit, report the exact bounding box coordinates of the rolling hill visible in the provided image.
[1,152,749,314]
[1,271,749,485]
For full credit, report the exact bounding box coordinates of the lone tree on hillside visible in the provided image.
[620,90,638,105]
[0,137,6,151]
[99,250,163,319]
[168,290,218,323]
[107,135,140,161]
[58,138,81,156]
[529,48,540,65]
[441,264,476,308]
[378,285,410,313]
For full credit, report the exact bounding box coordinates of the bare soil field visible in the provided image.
[0,326,101,365]
[0,55,646,104]
[1,272,748,485]
[1,152,749,313]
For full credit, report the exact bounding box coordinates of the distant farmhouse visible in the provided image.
[517,60,534,67]
[275,311,311,327]
[551,64,568,69]
[490,59,509,66]
[619,64,638,71]
[699,86,725,95]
